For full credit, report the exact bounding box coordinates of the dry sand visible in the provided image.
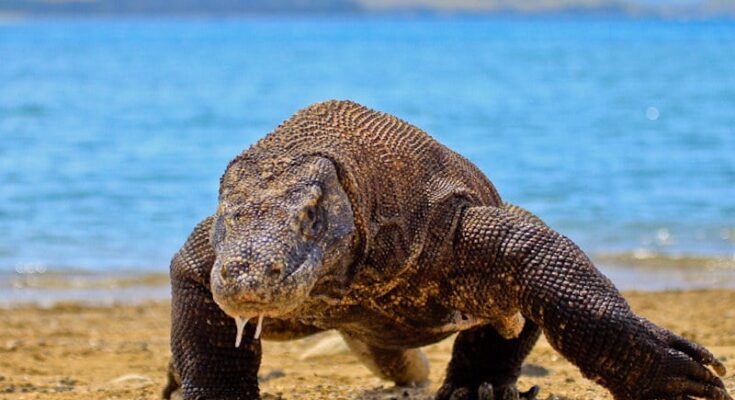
[1,290,734,400]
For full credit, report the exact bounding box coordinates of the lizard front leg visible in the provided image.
[437,320,541,400]
[168,217,262,400]
[434,203,545,400]
[452,206,731,400]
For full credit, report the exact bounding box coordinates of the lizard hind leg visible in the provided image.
[340,333,430,386]
[437,320,541,400]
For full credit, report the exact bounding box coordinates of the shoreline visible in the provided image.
[1,289,734,399]
[4,253,735,308]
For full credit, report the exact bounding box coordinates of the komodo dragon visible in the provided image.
[165,100,731,400]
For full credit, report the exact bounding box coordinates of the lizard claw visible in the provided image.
[437,382,540,400]
[520,385,540,399]
[642,317,728,378]
[668,333,727,377]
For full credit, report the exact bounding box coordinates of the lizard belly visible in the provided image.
[315,305,492,349]
[335,309,524,348]
[290,288,524,348]
[432,310,491,333]
[338,319,457,349]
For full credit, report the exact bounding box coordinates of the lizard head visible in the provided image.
[210,155,356,323]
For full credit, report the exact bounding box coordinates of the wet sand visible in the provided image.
[1,290,734,399]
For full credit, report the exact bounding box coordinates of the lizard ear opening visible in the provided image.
[299,202,326,239]
[292,182,325,239]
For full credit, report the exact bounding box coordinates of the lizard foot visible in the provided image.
[604,318,732,400]
[436,382,539,400]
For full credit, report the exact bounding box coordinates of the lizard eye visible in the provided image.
[300,205,324,238]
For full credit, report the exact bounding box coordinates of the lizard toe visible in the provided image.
[654,378,732,400]
[491,383,539,400]
[448,387,472,400]
[477,382,495,399]
[436,382,540,400]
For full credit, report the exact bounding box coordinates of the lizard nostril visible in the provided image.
[219,262,229,280]
[220,259,248,281]
[269,260,285,278]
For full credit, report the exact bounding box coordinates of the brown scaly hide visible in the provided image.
[221,100,505,321]
[169,100,732,400]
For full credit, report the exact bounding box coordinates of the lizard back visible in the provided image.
[227,100,505,337]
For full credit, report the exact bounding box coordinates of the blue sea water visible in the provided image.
[0,17,734,293]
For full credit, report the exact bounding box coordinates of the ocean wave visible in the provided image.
[0,270,169,290]
[593,250,735,270]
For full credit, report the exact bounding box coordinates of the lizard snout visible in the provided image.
[217,258,284,284]
[210,246,322,319]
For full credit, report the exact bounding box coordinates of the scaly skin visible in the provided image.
[166,100,731,400]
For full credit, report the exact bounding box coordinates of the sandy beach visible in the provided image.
[1,289,734,400]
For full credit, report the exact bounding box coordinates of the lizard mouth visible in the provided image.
[211,247,323,345]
